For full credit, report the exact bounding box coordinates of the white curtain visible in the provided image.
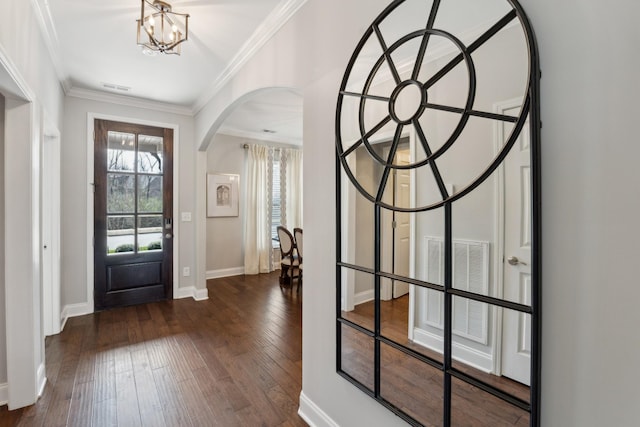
[284,148,303,229]
[244,145,272,274]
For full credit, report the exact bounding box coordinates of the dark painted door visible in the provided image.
[94,119,173,310]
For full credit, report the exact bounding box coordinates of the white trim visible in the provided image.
[86,113,181,314]
[491,97,524,375]
[71,88,192,116]
[354,289,374,306]
[37,363,46,398]
[175,286,209,301]
[60,302,93,331]
[0,41,35,101]
[206,267,245,280]
[298,391,340,427]
[193,0,309,114]
[412,327,494,373]
[0,383,8,406]
[30,0,71,93]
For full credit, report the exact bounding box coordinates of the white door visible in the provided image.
[393,150,411,298]
[501,112,532,385]
[42,134,61,336]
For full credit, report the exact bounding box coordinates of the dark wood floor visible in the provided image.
[0,272,305,427]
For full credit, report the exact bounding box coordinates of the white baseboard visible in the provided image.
[0,365,47,408]
[0,382,8,406]
[354,289,374,306]
[60,302,93,331]
[298,391,340,427]
[412,327,493,373]
[206,267,245,280]
[176,286,209,301]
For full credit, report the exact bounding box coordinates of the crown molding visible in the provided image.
[31,0,71,93]
[192,0,308,114]
[67,87,194,116]
[0,42,36,101]
[217,126,302,146]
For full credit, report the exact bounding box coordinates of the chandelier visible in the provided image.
[137,0,189,55]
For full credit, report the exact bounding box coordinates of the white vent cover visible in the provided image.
[423,237,490,344]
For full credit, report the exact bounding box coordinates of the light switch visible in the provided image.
[181,212,192,222]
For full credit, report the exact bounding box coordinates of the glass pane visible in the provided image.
[138,175,163,213]
[451,376,529,426]
[380,283,442,361]
[452,301,531,404]
[107,215,134,255]
[138,215,163,252]
[340,267,374,332]
[107,174,135,213]
[107,131,135,172]
[450,140,533,307]
[339,180,375,270]
[380,343,443,427]
[408,286,444,362]
[138,135,163,174]
[340,324,374,391]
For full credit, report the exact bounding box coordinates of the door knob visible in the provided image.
[507,256,527,266]
[165,233,173,239]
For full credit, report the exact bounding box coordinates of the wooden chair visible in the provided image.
[277,226,299,289]
[293,228,303,290]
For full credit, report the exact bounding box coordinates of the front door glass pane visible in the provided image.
[138,215,163,252]
[138,175,163,213]
[107,215,135,254]
[107,174,135,213]
[107,131,135,172]
[138,135,164,173]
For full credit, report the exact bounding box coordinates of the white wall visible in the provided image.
[61,96,201,310]
[206,134,246,274]
[0,94,6,385]
[527,1,640,425]
[194,0,640,426]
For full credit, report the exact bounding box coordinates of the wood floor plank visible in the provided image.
[115,370,142,427]
[130,349,166,427]
[152,366,193,427]
[66,380,94,427]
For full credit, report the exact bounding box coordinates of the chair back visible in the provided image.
[277,226,295,257]
[293,228,303,260]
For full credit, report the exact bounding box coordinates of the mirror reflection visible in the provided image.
[337,0,539,425]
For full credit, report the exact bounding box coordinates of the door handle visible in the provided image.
[165,233,173,239]
[507,256,527,266]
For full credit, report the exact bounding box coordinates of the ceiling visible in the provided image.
[34,0,305,143]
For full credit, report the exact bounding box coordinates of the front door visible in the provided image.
[94,119,173,310]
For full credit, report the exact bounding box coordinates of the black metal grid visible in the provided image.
[335,0,541,426]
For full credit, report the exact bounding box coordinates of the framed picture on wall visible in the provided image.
[207,173,239,217]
